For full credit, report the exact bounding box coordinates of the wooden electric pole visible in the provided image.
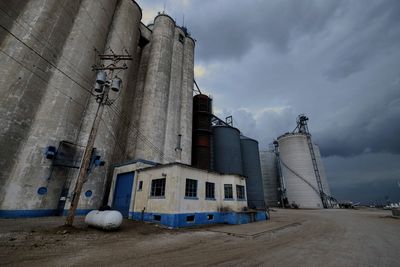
[65,50,132,226]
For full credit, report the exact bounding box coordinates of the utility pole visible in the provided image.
[65,49,132,226]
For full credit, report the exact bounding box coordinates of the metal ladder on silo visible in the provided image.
[306,134,328,208]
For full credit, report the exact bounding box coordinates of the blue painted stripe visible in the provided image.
[130,211,268,228]
[0,209,57,218]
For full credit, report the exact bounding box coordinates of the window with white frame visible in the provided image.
[185,179,198,198]
[236,185,246,200]
[205,182,215,199]
[224,184,233,199]
[150,178,166,197]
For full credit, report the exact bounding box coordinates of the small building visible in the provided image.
[108,161,267,228]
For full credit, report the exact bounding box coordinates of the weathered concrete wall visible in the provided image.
[163,27,185,162]
[134,14,175,163]
[132,164,247,214]
[0,0,84,211]
[180,36,195,165]
[64,0,142,212]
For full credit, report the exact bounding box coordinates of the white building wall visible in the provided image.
[132,164,247,214]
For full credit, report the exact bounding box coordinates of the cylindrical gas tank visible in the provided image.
[85,210,123,230]
[212,126,243,175]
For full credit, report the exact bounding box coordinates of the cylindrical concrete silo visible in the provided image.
[313,144,331,197]
[135,14,175,163]
[259,151,279,207]
[0,0,118,215]
[163,27,185,162]
[179,35,195,165]
[212,126,243,175]
[277,133,323,209]
[67,0,142,212]
[241,137,265,210]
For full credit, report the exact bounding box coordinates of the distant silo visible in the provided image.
[259,151,280,207]
[0,0,118,214]
[163,27,185,162]
[212,126,243,175]
[192,94,212,170]
[135,14,175,163]
[313,144,331,197]
[180,34,195,165]
[240,137,265,209]
[277,133,323,209]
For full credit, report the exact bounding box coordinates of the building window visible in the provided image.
[185,179,198,198]
[178,34,184,43]
[186,215,195,222]
[224,184,233,199]
[207,214,214,221]
[205,182,215,199]
[138,181,143,191]
[236,185,246,200]
[150,178,166,197]
[153,215,161,221]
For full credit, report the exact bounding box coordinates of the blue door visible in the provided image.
[113,172,134,217]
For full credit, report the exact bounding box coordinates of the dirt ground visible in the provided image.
[1,208,399,266]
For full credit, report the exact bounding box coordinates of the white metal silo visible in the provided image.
[259,151,280,207]
[313,144,331,197]
[277,133,323,209]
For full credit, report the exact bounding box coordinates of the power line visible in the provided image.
[0,24,95,97]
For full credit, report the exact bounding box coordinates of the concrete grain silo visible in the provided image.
[66,0,142,213]
[134,14,175,163]
[240,137,265,210]
[277,133,323,209]
[163,27,185,162]
[180,33,195,165]
[259,151,280,207]
[212,126,243,175]
[0,0,118,216]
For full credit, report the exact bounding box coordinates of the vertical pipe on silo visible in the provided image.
[134,14,175,163]
[68,0,142,211]
[163,27,185,162]
[0,0,90,212]
[179,36,195,165]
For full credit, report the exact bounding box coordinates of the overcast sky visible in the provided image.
[137,0,400,204]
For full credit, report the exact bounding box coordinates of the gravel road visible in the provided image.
[1,208,398,266]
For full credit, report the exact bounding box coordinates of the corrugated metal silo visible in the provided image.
[241,137,265,209]
[134,14,175,163]
[259,151,279,207]
[212,126,243,175]
[277,133,323,208]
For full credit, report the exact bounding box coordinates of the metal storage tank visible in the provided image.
[69,0,142,212]
[0,0,118,214]
[241,137,265,210]
[212,126,243,175]
[163,26,185,162]
[313,144,331,197]
[277,133,323,209]
[259,151,280,207]
[179,34,195,165]
[192,94,212,170]
[135,14,175,163]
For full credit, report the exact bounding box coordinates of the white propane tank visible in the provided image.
[85,210,123,230]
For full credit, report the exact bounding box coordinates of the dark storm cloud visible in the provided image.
[137,0,400,202]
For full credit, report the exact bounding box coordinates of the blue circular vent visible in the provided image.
[37,187,47,195]
[85,190,93,197]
